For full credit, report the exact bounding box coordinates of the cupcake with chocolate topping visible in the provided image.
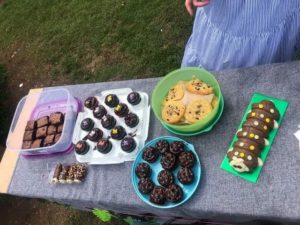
[75,140,89,155]
[127,92,141,105]
[121,137,136,152]
[150,186,166,205]
[80,118,94,131]
[93,105,107,120]
[177,167,194,184]
[165,184,183,203]
[114,103,129,117]
[110,126,126,140]
[84,96,98,110]
[101,115,116,130]
[170,141,185,155]
[155,140,169,155]
[87,128,103,142]
[97,138,112,154]
[157,170,174,187]
[124,113,139,128]
[105,94,119,108]
[135,163,151,178]
[142,146,159,163]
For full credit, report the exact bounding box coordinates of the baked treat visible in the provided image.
[138,178,154,194]
[184,99,212,124]
[178,151,195,168]
[124,113,139,128]
[237,127,267,147]
[155,140,169,155]
[186,77,213,95]
[84,96,98,110]
[80,118,94,131]
[93,105,107,119]
[101,115,116,130]
[36,116,49,128]
[149,187,166,205]
[110,126,126,140]
[25,120,36,131]
[170,141,185,155]
[66,165,75,183]
[252,100,280,120]
[87,128,103,142]
[121,137,136,152]
[177,167,194,184]
[233,138,263,155]
[49,112,64,125]
[142,146,159,163]
[157,170,174,187]
[135,163,151,178]
[97,138,112,154]
[161,152,177,170]
[105,94,119,108]
[44,135,55,146]
[36,126,48,139]
[57,124,63,133]
[23,130,35,141]
[31,139,43,148]
[247,109,275,129]
[73,164,87,183]
[162,101,185,124]
[114,103,129,117]
[242,118,270,137]
[47,125,57,135]
[54,134,61,143]
[164,84,184,103]
[75,140,89,155]
[52,164,62,183]
[22,141,32,149]
[127,92,141,105]
[58,165,69,183]
[165,184,183,203]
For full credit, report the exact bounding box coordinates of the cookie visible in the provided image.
[247,109,275,129]
[164,84,184,103]
[237,128,266,147]
[178,151,195,168]
[135,163,151,178]
[165,184,183,203]
[157,170,174,187]
[242,118,270,138]
[161,152,177,170]
[233,138,263,156]
[186,77,213,95]
[169,141,185,155]
[138,178,154,194]
[162,101,185,124]
[184,99,212,124]
[142,146,159,163]
[155,140,170,155]
[252,100,280,120]
[150,187,166,205]
[177,167,194,184]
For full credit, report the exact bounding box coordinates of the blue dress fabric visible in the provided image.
[181,0,300,71]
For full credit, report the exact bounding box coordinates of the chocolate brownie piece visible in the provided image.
[57,124,63,133]
[31,139,43,148]
[49,112,64,125]
[25,120,36,131]
[44,135,55,146]
[150,187,166,205]
[135,163,151,178]
[23,130,35,141]
[165,184,183,203]
[178,151,195,168]
[22,141,32,149]
[138,178,154,194]
[36,126,48,139]
[177,168,194,184]
[47,125,57,135]
[161,152,177,170]
[37,116,49,128]
[142,146,159,163]
[54,134,61,143]
[157,170,174,187]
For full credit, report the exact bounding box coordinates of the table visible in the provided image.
[1,61,300,224]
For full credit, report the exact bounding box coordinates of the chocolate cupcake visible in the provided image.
[75,140,89,155]
[150,187,166,205]
[93,105,107,120]
[170,141,185,155]
[178,151,195,168]
[124,113,139,128]
[127,92,141,105]
[105,94,119,108]
[110,126,126,140]
[155,140,169,155]
[121,137,136,152]
[84,96,98,110]
[135,162,151,178]
[138,178,154,194]
[157,170,174,187]
[97,138,112,154]
[80,118,94,131]
[161,152,177,170]
[165,184,183,203]
[178,168,194,184]
[101,115,116,130]
[87,128,103,142]
[114,103,129,117]
[142,146,159,163]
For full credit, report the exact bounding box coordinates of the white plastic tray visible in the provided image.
[73,88,150,164]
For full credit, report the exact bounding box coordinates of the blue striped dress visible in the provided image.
[181,0,300,71]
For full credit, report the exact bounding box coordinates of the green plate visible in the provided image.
[220,93,288,183]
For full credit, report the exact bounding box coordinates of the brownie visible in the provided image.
[135,163,151,178]
[47,125,57,135]
[87,128,103,142]
[142,146,159,163]
[127,92,141,105]
[161,152,177,170]
[114,103,129,117]
[150,187,166,205]
[84,96,98,110]
[165,184,183,203]
[121,137,136,153]
[23,130,35,141]
[25,120,36,131]
[177,168,194,184]
[97,138,112,154]
[31,139,43,148]
[93,105,107,120]
[37,116,49,128]
[74,140,89,155]
[22,141,32,149]
[170,141,185,155]
[36,126,48,139]
[110,126,126,140]
[157,170,174,187]
[105,94,119,108]
[138,178,154,194]
[178,151,195,168]
[101,115,116,130]
[155,140,170,155]
[49,112,64,125]
[44,135,55,146]
[124,113,139,128]
[80,118,94,131]
[57,124,63,133]
[54,134,61,143]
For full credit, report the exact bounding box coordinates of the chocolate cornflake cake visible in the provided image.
[142,146,159,163]
[93,105,107,120]
[75,140,89,155]
[87,128,103,142]
[36,116,49,128]
[114,103,129,117]
[101,115,116,130]
[84,96,98,110]
[155,140,169,155]
[124,113,139,128]
[165,184,183,203]
[169,141,185,155]
[161,152,177,170]
[80,118,94,131]
[25,120,36,131]
[110,126,126,140]
[149,186,166,205]
[138,178,154,194]
[105,94,119,108]
[177,167,194,184]
[178,151,195,168]
[121,137,136,153]
[157,170,174,187]
[127,92,141,105]
[135,162,151,178]
[49,112,64,125]
[97,138,112,154]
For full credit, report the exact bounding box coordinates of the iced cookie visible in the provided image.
[184,99,212,123]
[186,77,213,95]
[162,101,185,124]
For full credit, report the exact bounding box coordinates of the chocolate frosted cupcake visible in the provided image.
[93,105,107,120]
[170,141,185,155]
[150,186,166,205]
[121,137,136,152]
[142,146,159,163]
[161,152,177,170]
[157,170,174,187]
[75,140,89,155]
[178,151,195,168]
[110,126,126,140]
[105,94,119,108]
[84,96,98,110]
[124,113,139,128]
[178,167,194,184]
[114,103,129,117]
[97,138,112,154]
[80,118,94,131]
[135,163,151,178]
[155,140,169,155]
[165,184,183,203]
[138,178,154,194]
[101,115,116,130]
[127,92,141,105]
[87,128,103,142]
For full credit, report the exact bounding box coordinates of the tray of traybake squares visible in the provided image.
[72,88,150,164]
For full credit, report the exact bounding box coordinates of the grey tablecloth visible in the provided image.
[7,62,300,223]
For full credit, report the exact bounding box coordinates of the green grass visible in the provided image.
[0,0,192,83]
[0,64,9,145]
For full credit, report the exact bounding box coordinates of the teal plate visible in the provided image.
[131,136,201,209]
[162,94,224,136]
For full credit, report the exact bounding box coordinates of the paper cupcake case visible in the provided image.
[72,88,150,164]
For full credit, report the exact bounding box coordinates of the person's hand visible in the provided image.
[185,0,210,16]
